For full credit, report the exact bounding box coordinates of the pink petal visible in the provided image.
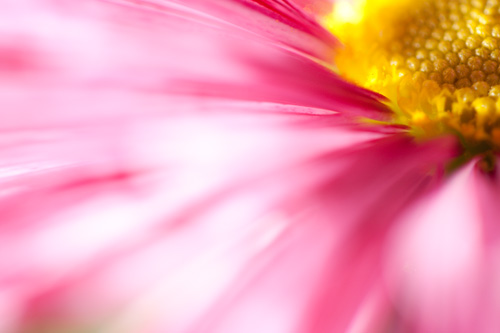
[290,135,458,333]
[385,160,500,333]
[0,1,465,333]
[0,113,457,332]
[0,0,389,124]
[117,0,337,61]
[0,99,381,331]
[291,0,334,17]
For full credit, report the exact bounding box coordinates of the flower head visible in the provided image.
[2,1,500,333]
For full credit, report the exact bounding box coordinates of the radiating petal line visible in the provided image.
[113,0,338,61]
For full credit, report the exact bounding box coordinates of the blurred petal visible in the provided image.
[292,135,458,333]
[117,0,337,61]
[0,1,473,333]
[0,107,366,332]
[385,160,500,333]
[0,105,457,332]
[291,0,334,17]
[0,0,390,127]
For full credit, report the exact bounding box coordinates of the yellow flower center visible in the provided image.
[326,0,500,155]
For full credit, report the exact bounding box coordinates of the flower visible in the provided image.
[2,0,500,333]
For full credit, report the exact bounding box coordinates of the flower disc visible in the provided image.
[329,0,500,157]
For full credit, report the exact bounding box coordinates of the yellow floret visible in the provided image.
[327,0,500,152]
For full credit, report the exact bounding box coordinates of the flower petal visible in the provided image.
[0,0,390,124]
[0,1,444,333]
[0,105,380,332]
[385,160,500,332]
[117,0,337,61]
[291,0,334,17]
[0,114,457,332]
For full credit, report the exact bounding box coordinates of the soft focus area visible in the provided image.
[2,1,500,333]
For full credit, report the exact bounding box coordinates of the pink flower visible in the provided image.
[1,0,498,332]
